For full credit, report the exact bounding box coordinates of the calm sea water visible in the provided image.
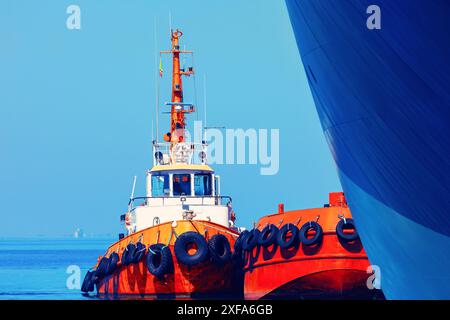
[0,238,112,300]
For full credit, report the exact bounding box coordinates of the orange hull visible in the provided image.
[244,248,370,299]
[243,193,382,299]
[97,251,237,298]
[94,220,241,298]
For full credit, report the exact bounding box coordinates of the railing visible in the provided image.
[127,195,232,211]
[152,141,208,165]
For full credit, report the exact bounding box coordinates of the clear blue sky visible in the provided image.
[0,0,341,237]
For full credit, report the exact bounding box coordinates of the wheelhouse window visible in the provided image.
[173,174,191,196]
[151,174,170,196]
[194,173,212,196]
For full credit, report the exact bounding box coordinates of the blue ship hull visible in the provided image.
[285,0,450,299]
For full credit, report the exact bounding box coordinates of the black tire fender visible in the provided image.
[121,243,137,266]
[95,257,109,278]
[258,224,279,247]
[208,234,232,266]
[234,230,249,254]
[174,231,209,266]
[131,242,147,263]
[242,228,260,251]
[276,223,299,249]
[146,243,174,279]
[105,252,119,275]
[299,221,323,246]
[336,218,359,242]
[81,270,96,293]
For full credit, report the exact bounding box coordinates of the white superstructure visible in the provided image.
[123,142,236,234]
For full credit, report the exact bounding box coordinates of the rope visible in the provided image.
[165,228,176,248]
[277,219,284,228]
[147,230,173,254]
[338,214,347,224]
[188,219,201,234]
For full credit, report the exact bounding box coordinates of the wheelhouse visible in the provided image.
[123,163,232,234]
[147,166,219,198]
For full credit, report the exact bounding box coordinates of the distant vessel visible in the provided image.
[240,192,381,299]
[81,29,241,298]
[285,0,450,299]
[73,228,85,239]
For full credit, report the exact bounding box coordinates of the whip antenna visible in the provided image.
[154,17,159,142]
[203,74,207,141]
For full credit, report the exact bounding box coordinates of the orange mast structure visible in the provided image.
[161,29,194,146]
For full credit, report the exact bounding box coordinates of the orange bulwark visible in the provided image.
[241,193,384,299]
[95,221,240,298]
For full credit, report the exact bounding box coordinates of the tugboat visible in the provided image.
[81,29,241,298]
[239,192,383,299]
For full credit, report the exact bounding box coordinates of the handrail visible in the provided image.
[152,141,208,166]
[128,195,232,210]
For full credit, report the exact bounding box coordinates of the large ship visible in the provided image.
[240,192,382,299]
[81,29,242,298]
[285,1,450,299]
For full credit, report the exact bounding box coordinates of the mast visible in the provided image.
[153,28,206,166]
[161,29,194,147]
